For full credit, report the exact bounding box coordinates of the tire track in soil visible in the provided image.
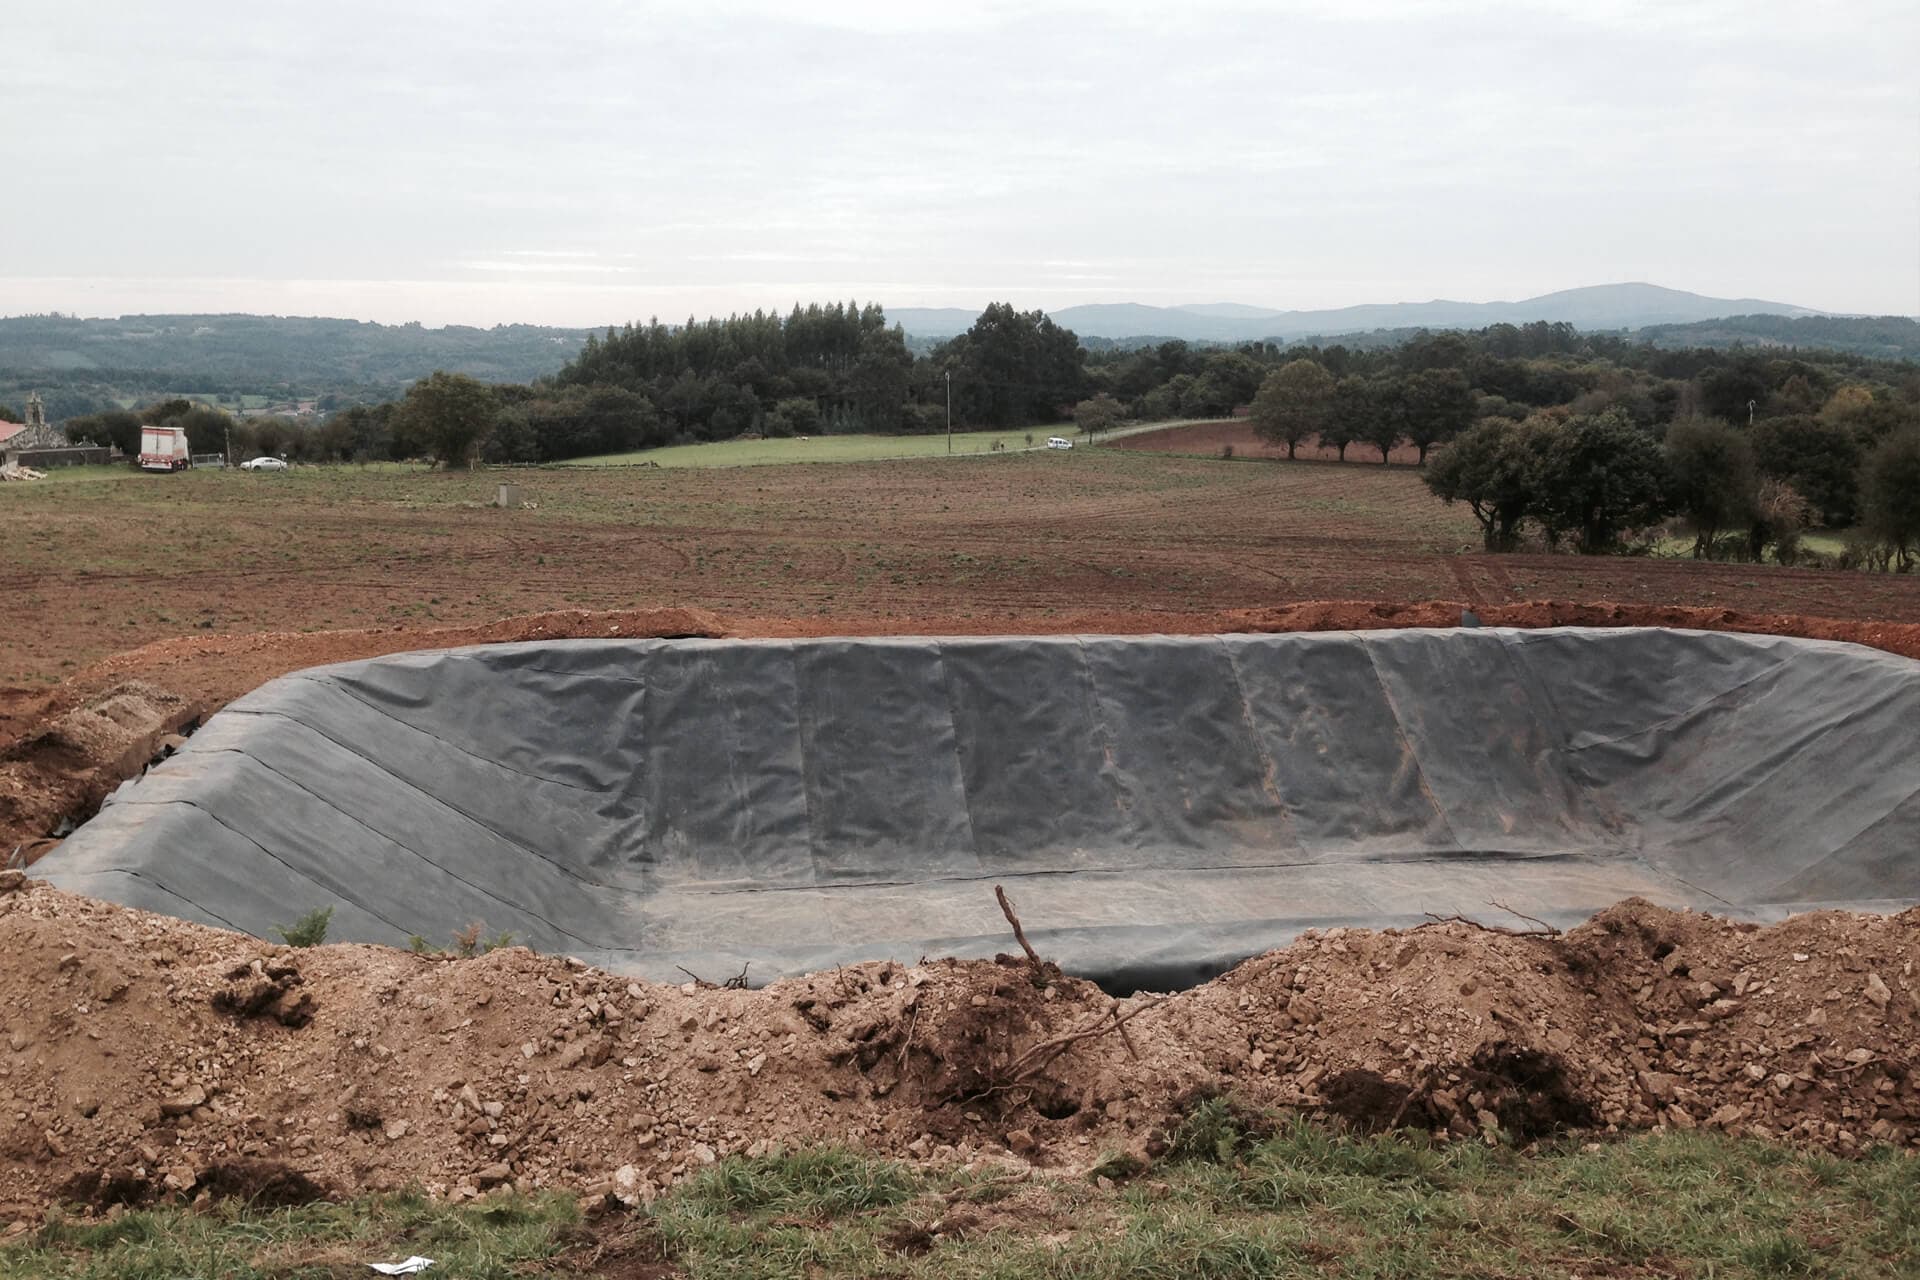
[1449,559,1488,607]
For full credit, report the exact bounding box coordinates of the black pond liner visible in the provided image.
[37,629,1920,993]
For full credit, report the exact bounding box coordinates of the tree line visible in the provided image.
[1092,327,1919,569]
[59,301,1096,467]
[49,301,1920,572]
[1425,407,1920,570]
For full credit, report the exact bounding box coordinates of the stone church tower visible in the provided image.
[7,392,73,452]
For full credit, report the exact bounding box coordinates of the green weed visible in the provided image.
[271,906,332,948]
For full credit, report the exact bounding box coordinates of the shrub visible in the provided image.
[412,924,517,957]
[273,907,333,948]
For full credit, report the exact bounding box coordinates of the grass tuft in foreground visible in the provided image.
[5,1124,1915,1278]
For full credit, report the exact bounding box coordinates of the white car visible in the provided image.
[241,456,289,472]
[1046,437,1074,450]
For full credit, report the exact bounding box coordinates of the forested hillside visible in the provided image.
[0,313,591,419]
[1633,314,1920,359]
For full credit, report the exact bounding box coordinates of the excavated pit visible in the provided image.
[36,628,1920,991]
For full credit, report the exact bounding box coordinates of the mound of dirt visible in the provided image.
[0,876,1913,1226]
[0,682,199,866]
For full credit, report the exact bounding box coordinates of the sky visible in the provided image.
[3,0,1917,327]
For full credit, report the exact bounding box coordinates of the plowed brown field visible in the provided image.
[4,450,1920,1228]
[6,452,1920,856]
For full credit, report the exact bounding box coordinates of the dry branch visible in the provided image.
[1000,995,1167,1085]
[1489,901,1561,936]
[994,884,1043,967]
[677,960,753,990]
[1422,901,1561,938]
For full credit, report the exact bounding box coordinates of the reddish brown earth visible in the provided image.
[0,877,1912,1223]
[10,457,1920,704]
[5,456,1920,1221]
[1109,419,1428,464]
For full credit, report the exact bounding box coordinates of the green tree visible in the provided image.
[139,398,192,425]
[63,409,142,455]
[1072,392,1124,438]
[327,404,395,461]
[0,403,19,423]
[396,371,498,468]
[1860,429,1920,571]
[251,415,294,458]
[1322,377,1370,462]
[1402,367,1476,464]
[1698,359,1772,423]
[1747,478,1811,565]
[847,329,913,431]
[1664,416,1757,557]
[1424,416,1563,551]
[1190,352,1265,415]
[1749,415,1861,527]
[1179,371,1237,418]
[1532,411,1671,554]
[483,406,540,463]
[1249,359,1334,460]
[518,385,661,458]
[766,396,822,438]
[175,405,237,457]
[1358,376,1408,464]
[944,303,1087,429]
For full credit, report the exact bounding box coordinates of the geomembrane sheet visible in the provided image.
[37,629,1920,990]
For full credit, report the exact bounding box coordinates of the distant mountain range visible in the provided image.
[4,285,1911,423]
[887,283,1835,343]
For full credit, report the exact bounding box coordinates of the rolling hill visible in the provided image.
[888,283,1832,343]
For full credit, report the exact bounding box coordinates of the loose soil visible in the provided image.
[0,877,1912,1225]
[8,457,1920,700]
[5,454,1919,1227]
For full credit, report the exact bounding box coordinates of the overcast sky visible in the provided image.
[4,0,1916,326]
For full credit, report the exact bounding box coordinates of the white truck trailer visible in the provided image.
[138,426,191,472]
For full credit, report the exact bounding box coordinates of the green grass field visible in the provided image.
[559,428,1076,468]
[6,1122,1913,1278]
[1652,531,1849,560]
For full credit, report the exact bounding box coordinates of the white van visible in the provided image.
[1046,437,1073,450]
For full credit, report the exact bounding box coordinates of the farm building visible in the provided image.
[0,392,112,467]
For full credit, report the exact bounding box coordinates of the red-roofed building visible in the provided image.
[2,392,111,467]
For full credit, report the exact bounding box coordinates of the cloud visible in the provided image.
[1,0,1914,320]
[453,261,639,275]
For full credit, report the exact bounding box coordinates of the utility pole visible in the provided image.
[945,370,952,454]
